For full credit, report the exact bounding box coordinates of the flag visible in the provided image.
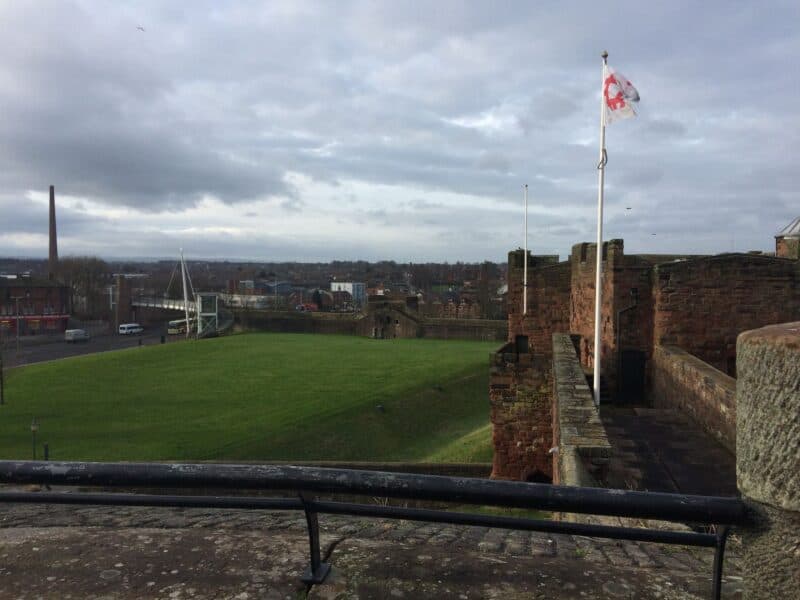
[603,67,639,125]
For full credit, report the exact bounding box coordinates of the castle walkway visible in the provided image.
[601,407,737,497]
[0,502,744,598]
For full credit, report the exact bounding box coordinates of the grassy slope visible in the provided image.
[1,333,496,462]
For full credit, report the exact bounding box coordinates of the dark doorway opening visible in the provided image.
[525,470,552,484]
[619,349,646,404]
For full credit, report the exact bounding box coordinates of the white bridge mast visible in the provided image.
[180,249,191,339]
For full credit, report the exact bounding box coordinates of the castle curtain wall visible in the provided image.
[652,255,800,375]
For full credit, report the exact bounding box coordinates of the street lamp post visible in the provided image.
[11,295,24,354]
[30,417,39,460]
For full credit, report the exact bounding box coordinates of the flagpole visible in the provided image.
[593,51,608,406]
[523,183,528,315]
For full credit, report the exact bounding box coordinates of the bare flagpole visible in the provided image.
[593,51,609,406]
[523,184,528,315]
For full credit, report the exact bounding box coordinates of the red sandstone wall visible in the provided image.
[421,318,506,341]
[506,250,570,357]
[489,344,553,481]
[653,255,800,374]
[568,240,653,393]
[649,345,736,453]
[569,242,614,374]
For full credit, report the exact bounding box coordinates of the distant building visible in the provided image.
[330,282,366,307]
[775,216,800,260]
[254,280,292,295]
[0,275,71,336]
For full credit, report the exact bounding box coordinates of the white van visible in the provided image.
[118,323,144,335]
[64,329,90,343]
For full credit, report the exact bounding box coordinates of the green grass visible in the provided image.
[424,423,493,462]
[1,333,497,463]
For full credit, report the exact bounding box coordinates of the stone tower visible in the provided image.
[48,185,58,279]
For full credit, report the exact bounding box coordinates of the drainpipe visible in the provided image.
[615,288,639,400]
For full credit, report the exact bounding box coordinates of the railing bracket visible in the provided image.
[299,492,331,585]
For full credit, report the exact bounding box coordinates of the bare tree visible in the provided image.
[59,256,111,319]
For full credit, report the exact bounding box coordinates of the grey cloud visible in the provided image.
[0,1,797,261]
[0,196,111,237]
[640,119,688,139]
[475,152,512,174]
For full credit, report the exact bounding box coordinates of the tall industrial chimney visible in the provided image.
[48,185,58,279]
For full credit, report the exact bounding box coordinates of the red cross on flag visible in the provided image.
[603,67,640,125]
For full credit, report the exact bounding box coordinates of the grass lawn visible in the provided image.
[0,333,496,463]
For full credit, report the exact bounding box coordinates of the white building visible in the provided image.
[330,281,366,307]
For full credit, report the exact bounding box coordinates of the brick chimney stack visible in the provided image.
[48,185,58,279]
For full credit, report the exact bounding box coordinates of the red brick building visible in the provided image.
[0,276,71,336]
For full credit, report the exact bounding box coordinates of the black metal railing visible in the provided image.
[0,461,749,598]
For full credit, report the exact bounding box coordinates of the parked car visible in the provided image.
[118,323,144,335]
[64,329,90,343]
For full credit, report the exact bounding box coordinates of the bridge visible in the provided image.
[131,294,233,337]
[132,296,198,313]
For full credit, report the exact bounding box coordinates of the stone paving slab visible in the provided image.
[0,526,307,599]
[311,537,734,600]
[0,503,743,599]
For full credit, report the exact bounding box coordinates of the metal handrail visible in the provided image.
[0,461,747,598]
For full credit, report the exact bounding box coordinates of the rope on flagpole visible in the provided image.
[597,149,607,170]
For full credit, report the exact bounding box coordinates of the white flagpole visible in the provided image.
[593,51,608,406]
[523,184,528,315]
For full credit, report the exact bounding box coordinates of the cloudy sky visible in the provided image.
[1,1,797,262]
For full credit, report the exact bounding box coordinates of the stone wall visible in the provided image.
[551,334,611,487]
[236,310,360,336]
[421,318,507,341]
[235,307,506,341]
[359,300,422,339]
[653,254,800,375]
[489,342,553,481]
[568,240,657,395]
[506,250,570,358]
[735,321,800,599]
[649,345,736,453]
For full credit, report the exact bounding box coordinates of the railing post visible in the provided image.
[711,525,729,600]
[299,492,331,585]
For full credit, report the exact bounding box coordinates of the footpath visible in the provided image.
[0,502,743,599]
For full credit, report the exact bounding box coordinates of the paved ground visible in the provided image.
[2,332,171,368]
[0,501,744,599]
[601,407,737,497]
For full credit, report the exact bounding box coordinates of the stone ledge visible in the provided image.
[552,333,612,488]
[0,503,742,599]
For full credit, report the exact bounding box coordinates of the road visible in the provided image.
[1,331,170,368]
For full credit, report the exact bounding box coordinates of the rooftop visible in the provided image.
[776,216,800,239]
[0,276,65,288]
